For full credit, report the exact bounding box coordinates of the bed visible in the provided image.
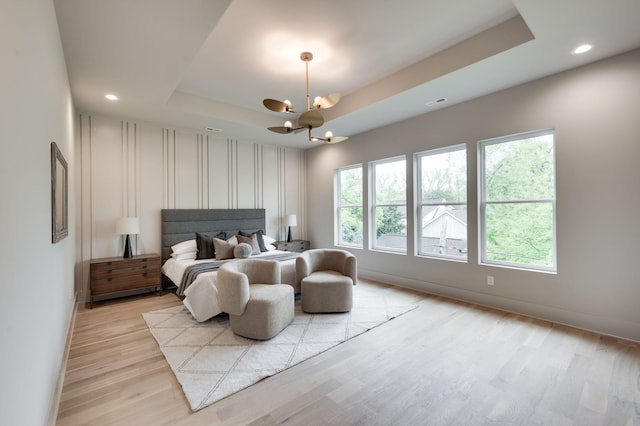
[161,209,300,321]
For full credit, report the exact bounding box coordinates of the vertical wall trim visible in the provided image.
[89,116,97,262]
[234,140,239,208]
[254,143,263,208]
[197,133,202,208]
[227,138,238,208]
[277,147,286,240]
[298,149,306,240]
[162,128,168,208]
[79,114,94,301]
[134,122,140,253]
[162,127,177,209]
[205,136,210,208]
[227,139,231,207]
[78,114,84,299]
[195,132,210,209]
[88,115,93,283]
[172,130,177,208]
[121,121,126,216]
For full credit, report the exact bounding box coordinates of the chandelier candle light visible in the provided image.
[116,217,139,258]
[263,52,348,144]
[286,214,297,242]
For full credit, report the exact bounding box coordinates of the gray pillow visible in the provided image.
[213,236,237,260]
[196,231,226,259]
[236,234,261,255]
[233,243,253,259]
[238,229,268,252]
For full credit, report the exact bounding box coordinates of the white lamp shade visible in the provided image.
[286,214,297,227]
[116,217,139,235]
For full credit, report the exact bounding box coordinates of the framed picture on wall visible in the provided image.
[51,141,68,243]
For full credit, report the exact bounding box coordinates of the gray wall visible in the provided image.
[306,48,640,342]
[0,0,77,424]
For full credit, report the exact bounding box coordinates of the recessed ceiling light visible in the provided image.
[105,94,119,101]
[572,44,593,55]
[205,126,222,132]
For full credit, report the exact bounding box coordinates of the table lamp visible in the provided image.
[116,217,139,258]
[286,214,297,242]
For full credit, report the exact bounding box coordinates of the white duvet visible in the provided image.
[161,250,298,322]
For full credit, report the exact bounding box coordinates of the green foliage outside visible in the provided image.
[419,148,468,257]
[338,160,408,245]
[338,167,363,245]
[483,134,555,268]
[420,149,466,203]
[337,134,555,267]
[375,206,404,238]
[374,160,406,241]
[340,207,363,245]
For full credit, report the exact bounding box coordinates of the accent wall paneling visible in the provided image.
[77,114,306,302]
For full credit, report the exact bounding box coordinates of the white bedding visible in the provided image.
[161,250,298,322]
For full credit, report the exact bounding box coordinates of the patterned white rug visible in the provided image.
[143,282,417,411]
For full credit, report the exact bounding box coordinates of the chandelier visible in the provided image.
[263,52,348,144]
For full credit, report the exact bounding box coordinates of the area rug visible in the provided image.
[143,283,417,411]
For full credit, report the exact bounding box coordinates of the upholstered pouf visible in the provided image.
[233,242,252,259]
[301,270,353,313]
[230,284,294,340]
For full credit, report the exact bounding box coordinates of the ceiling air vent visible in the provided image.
[426,97,448,107]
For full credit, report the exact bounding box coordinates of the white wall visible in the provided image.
[76,114,306,301]
[306,48,640,342]
[0,0,76,424]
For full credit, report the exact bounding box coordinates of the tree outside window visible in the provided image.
[479,129,556,272]
[371,157,406,252]
[335,165,363,247]
[416,145,467,260]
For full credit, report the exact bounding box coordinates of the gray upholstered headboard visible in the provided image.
[161,209,266,263]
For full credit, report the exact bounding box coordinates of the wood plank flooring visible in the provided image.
[57,279,640,425]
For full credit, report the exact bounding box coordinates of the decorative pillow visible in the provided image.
[265,243,276,251]
[172,251,197,261]
[196,232,226,259]
[171,239,197,255]
[238,229,268,252]
[213,235,237,260]
[233,243,252,259]
[263,235,276,245]
[236,234,261,255]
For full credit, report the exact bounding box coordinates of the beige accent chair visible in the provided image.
[217,259,294,340]
[296,249,357,313]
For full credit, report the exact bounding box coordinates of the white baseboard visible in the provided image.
[46,294,78,426]
[359,269,640,343]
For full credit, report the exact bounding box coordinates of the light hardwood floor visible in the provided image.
[57,279,640,425]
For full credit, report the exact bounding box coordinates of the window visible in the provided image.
[415,145,467,260]
[479,129,556,272]
[370,156,406,252]
[335,164,363,247]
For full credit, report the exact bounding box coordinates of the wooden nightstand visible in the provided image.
[274,240,310,253]
[89,253,161,308]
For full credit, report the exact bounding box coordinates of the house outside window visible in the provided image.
[415,144,467,260]
[370,156,406,253]
[479,129,556,272]
[335,164,363,247]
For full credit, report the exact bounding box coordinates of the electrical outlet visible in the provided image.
[487,276,495,286]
